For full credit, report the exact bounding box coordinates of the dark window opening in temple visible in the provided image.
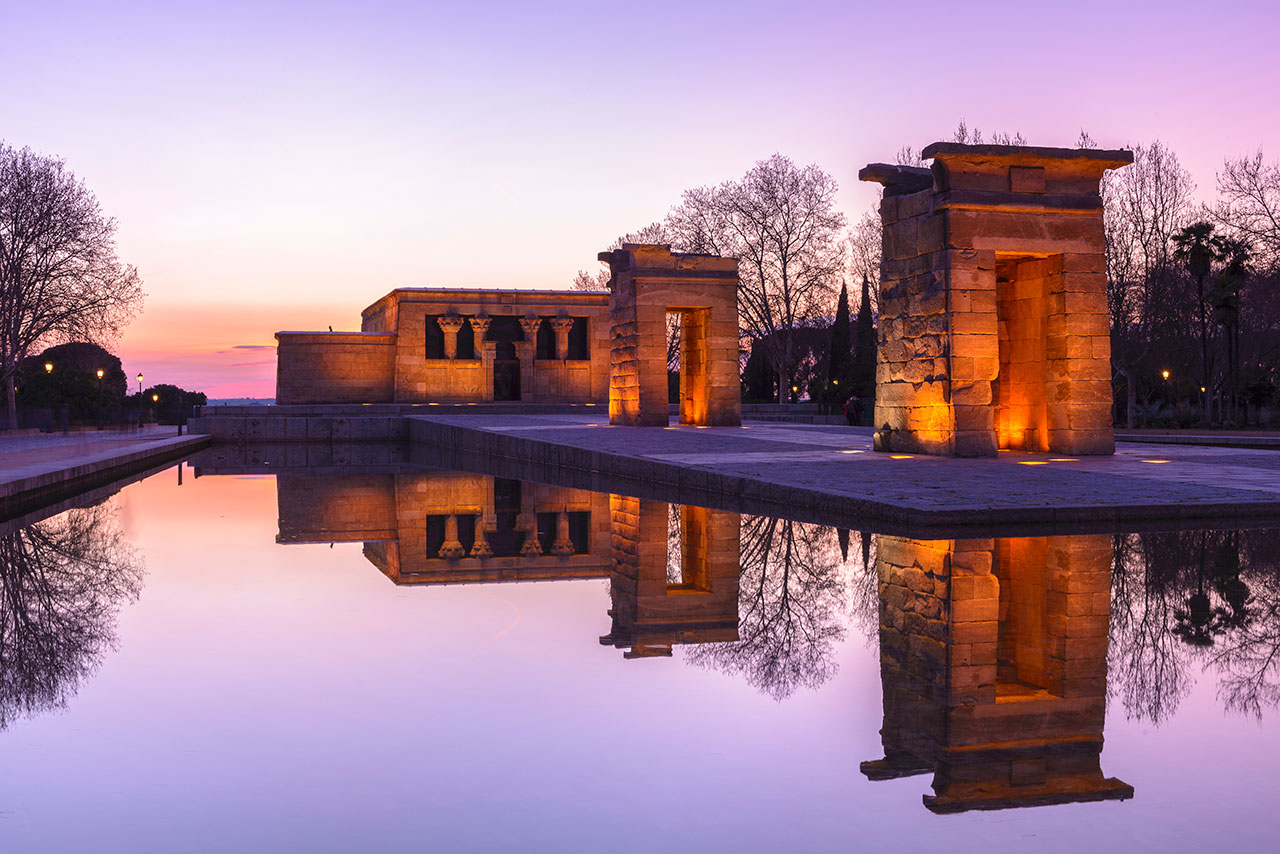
[567,511,590,553]
[457,317,475,359]
[535,317,556,360]
[455,514,477,554]
[488,478,523,557]
[424,514,477,559]
[424,316,445,359]
[536,512,557,554]
[567,317,589,360]
[486,315,524,361]
[425,515,445,557]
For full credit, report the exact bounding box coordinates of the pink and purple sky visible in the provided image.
[4,0,1277,397]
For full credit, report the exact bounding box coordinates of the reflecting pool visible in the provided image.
[0,459,1277,852]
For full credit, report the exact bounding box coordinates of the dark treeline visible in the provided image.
[1103,141,1280,427]
[581,126,1280,425]
[1110,529,1280,722]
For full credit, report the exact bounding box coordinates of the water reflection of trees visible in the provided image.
[1110,530,1280,721]
[685,516,855,700]
[0,502,144,728]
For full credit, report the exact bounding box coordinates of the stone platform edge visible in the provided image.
[0,434,209,520]
[405,417,1280,537]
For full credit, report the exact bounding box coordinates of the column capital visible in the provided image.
[469,315,491,336]
[436,315,465,333]
[519,316,543,338]
[549,317,575,333]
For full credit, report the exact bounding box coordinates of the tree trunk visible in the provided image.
[5,375,16,431]
[1197,274,1210,423]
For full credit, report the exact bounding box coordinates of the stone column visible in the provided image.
[469,525,493,559]
[518,315,542,403]
[471,316,495,402]
[550,317,575,361]
[438,514,466,560]
[550,511,575,556]
[437,315,465,359]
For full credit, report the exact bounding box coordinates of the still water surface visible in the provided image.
[0,461,1277,852]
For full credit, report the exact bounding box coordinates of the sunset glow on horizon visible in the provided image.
[4,0,1278,396]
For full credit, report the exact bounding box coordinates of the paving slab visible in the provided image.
[409,413,1280,534]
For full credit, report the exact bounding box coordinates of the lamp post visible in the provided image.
[96,369,104,430]
[44,362,53,374]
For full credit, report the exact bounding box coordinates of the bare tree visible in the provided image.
[571,269,610,291]
[1102,141,1195,426]
[684,515,848,700]
[0,500,144,728]
[664,156,844,402]
[0,143,144,429]
[952,120,1026,146]
[1214,149,1280,271]
[846,207,881,316]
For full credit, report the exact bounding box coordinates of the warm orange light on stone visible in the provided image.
[861,534,1132,812]
[861,144,1132,458]
[599,244,741,427]
[275,289,612,405]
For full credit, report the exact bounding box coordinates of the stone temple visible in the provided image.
[273,244,741,428]
[861,143,1133,457]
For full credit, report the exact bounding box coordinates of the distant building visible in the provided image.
[275,288,612,405]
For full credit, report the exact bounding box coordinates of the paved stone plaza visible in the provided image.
[410,413,1280,532]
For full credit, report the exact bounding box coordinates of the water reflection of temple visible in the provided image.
[273,472,738,656]
[861,535,1133,813]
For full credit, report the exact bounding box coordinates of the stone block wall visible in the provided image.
[602,495,740,657]
[862,533,1132,812]
[601,244,741,427]
[275,332,396,404]
[861,144,1131,456]
[273,470,612,586]
[364,290,611,404]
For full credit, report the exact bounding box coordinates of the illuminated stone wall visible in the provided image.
[601,244,741,427]
[276,288,611,405]
[600,496,740,657]
[274,332,396,405]
[274,470,613,585]
[861,144,1132,456]
[862,534,1131,813]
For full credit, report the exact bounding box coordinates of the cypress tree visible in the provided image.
[827,280,852,393]
[852,275,876,398]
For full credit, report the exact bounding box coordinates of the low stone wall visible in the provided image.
[275,332,396,404]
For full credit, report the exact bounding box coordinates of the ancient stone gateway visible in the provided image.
[599,244,741,427]
[861,144,1133,457]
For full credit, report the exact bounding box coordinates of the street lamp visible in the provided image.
[137,373,143,395]
[96,369,104,379]
[1161,370,1170,380]
[44,362,53,374]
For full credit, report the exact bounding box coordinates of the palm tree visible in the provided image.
[1173,222,1229,423]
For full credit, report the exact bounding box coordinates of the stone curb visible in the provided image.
[1116,434,1280,449]
[0,434,210,520]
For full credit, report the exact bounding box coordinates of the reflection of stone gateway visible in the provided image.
[861,144,1133,457]
[862,534,1133,813]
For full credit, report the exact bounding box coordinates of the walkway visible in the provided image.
[0,427,209,517]
[410,414,1280,534]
